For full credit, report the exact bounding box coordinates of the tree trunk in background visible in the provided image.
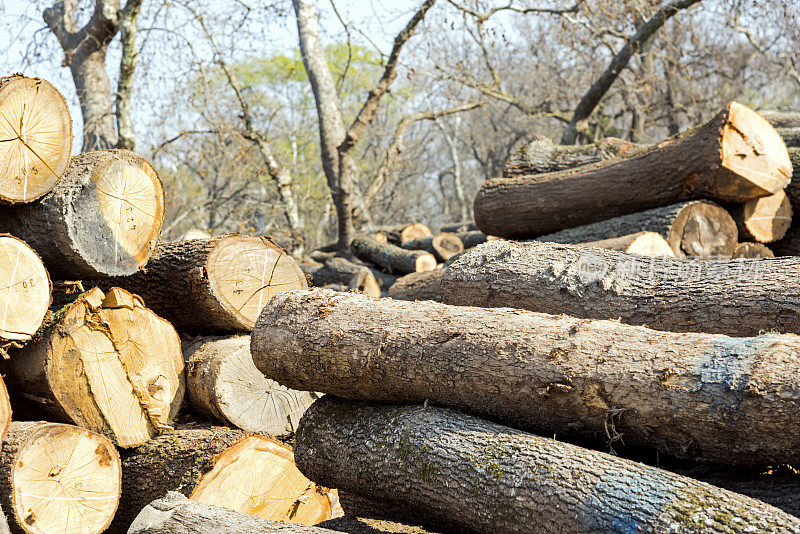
[115,0,144,150]
[295,397,800,533]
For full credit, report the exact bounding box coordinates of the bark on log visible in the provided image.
[0,150,164,278]
[95,234,307,333]
[351,236,436,275]
[0,422,120,534]
[732,242,774,258]
[115,427,334,530]
[310,257,380,297]
[295,396,800,533]
[0,75,72,204]
[439,222,477,233]
[456,231,488,249]
[2,286,184,448]
[184,335,317,435]
[728,190,792,243]
[535,201,738,259]
[760,110,800,129]
[583,231,674,257]
[475,102,792,238]
[128,492,338,534]
[772,225,800,256]
[374,224,432,245]
[319,515,440,534]
[442,240,800,336]
[788,148,800,211]
[503,135,637,177]
[778,127,800,147]
[387,269,444,302]
[401,233,463,262]
[0,235,51,354]
[254,288,800,466]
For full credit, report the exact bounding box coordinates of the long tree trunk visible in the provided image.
[476,102,791,238]
[3,287,184,448]
[0,150,165,278]
[96,235,307,333]
[351,236,436,275]
[0,422,121,534]
[129,492,339,534]
[442,240,800,337]
[295,396,800,533]
[535,201,738,258]
[184,335,317,435]
[0,75,72,204]
[0,235,51,354]
[253,288,800,466]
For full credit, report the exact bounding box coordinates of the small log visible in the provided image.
[96,234,307,333]
[504,135,637,176]
[0,75,72,204]
[442,240,800,336]
[387,270,444,302]
[0,235,51,353]
[475,102,792,238]
[254,289,800,466]
[179,228,211,240]
[129,492,338,534]
[535,201,738,259]
[729,190,792,243]
[0,150,165,278]
[3,287,184,447]
[351,236,436,275]
[456,231,489,249]
[583,231,674,257]
[0,422,120,534]
[732,242,775,258]
[184,335,317,435]
[369,268,399,291]
[348,268,381,298]
[401,233,464,262]
[374,223,432,245]
[295,397,800,533]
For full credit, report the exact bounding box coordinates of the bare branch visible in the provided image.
[446,0,584,21]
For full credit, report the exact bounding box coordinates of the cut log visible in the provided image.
[189,435,334,525]
[583,231,674,257]
[179,228,211,240]
[0,376,10,443]
[439,222,477,233]
[0,150,164,278]
[0,422,120,534]
[374,223,432,245]
[0,235,51,353]
[3,286,184,447]
[535,201,738,259]
[475,102,792,238]
[732,242,775,258]
[319,515,441,534]
[503,135,638,177]
[386,270,444,302]
[295,397,800,533]
[96,234,307,333]
[351,236,436,275]
[369,268,399,291]
[129,492,338,534]
[0,75,72,204]
[184,335,317,435]
[348,268,381,298]
[254,288,800,466]
[309,257,380,297]
[760,110,800,129]
[442,240,800,336]
[779,127,800,147]
[729,190,792,243]
[401,233,463,262]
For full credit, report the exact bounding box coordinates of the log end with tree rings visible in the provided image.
[6,422,121,534]
[399,223,432,244]
[733,242,775,258]
[666,201,738,259]
[717,102,792,199]
[737,190,793,243]
[0,75,72,204]
[206,235,308,329]
[73,150,164,276]
[0,234,51,350]
[189,435,335,525]
[6,287,184,448]
[430,233,464,260]
[583,231,675,257]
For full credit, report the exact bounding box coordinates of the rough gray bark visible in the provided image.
[44,0,121,150]
[504,136,637,176]
[785,148,800,212]
[295,397,800,533]
[760,110,800,128]
[254,288,800,466]
[351,235,436,275]
[386,269,444,302]
[0,150,164,278]
[535,201,738,258]
[129,492,338,534]
[442,240,800,336]
[476,103,791,238]
[184,335,317,435]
